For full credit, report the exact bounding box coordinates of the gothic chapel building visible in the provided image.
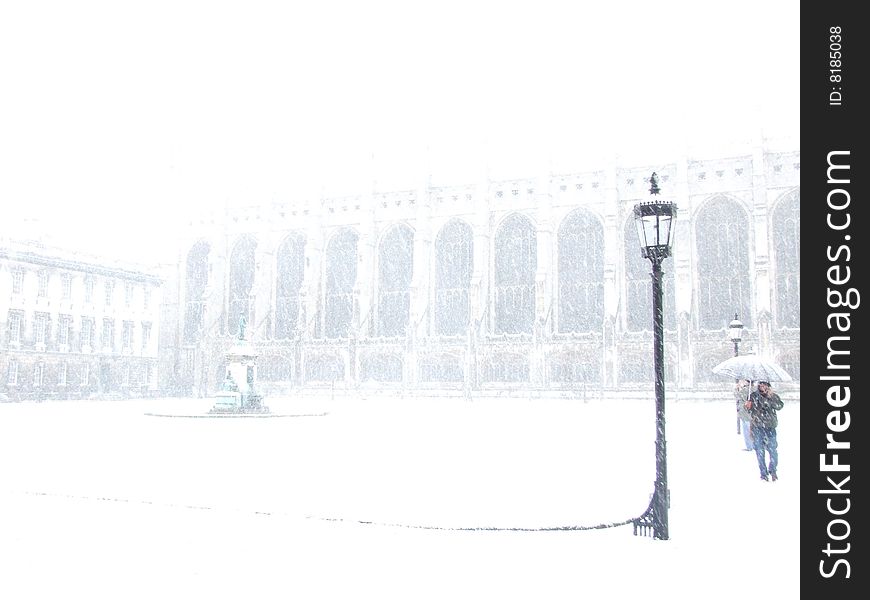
[162,145,800,399]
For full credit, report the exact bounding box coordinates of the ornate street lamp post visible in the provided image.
[729,314,744,357]
[631,173,677,540]
[729,314,744,433]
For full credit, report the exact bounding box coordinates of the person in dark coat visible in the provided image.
[744,380,785,481]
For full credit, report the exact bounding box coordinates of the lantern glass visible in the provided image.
[728,315,744,342]
[633,201,677,260]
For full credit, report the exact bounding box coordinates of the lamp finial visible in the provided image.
[649,172,661,196]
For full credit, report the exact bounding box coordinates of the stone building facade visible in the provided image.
[164,143,800,399]
[1,238,163,401]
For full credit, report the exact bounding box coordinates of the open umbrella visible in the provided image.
[711,354,793,382]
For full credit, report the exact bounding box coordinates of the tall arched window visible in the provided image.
[494,213,536,334]
[228,235,257,335]
[435,219,473,336]
[549,351,601,385]
[275,232,305,339]
[183,241,210,342]
[624,216,676,332]
[696,197,752,329]
[558,209,604,333]
[772,189,799,328]
[324,228,359,339]
[377,224,414,337]
[304,354,345,382]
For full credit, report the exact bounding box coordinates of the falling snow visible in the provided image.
[0,2,800,599]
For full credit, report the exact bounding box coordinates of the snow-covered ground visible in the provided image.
[0,394,799,599]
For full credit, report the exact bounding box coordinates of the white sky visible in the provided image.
[0,1,799,263]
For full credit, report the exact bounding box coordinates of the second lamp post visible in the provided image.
[729,314,744,357]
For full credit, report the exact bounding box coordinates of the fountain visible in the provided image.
[210,315,268,414]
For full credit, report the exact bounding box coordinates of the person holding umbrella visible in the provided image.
[744,380,785,481]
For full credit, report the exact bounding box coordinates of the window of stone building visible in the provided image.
[181,348,195,384]
[33,362,44,387]
[558,209,604,333]
[258,356,290,382]
[419,355,464,383]
[549,352,602,385]
[12,269,24,294]
[778,349,800,381]
[37,270,49,297]
[122,321,134,351]
[81,363,90,386]
[304,354,345,382]
[494,213,536,334]
[623,217,676,332]
[84,277,94,303]
[620,350,677,384]
[81,317,93,350]
[324,228,359,339]
[695,196,752,330]
[141,322,151,350]
[105,280,114,306]
[275,232,305,340]
[228,235,257,335]
[435,219,473,336]
[772,189,800,328]
[59,362,67,386]
[7,311,22,344]
[58,315,72,347]
[143,286,151,310]
[61,273,72,300]
[34,312,49,347]
[6,360,18,385]
[125,282,134,307]
[484,353,529,382]
[184,242,210,342]
[360,353,403,382]
[377,224,414,338]
[102,318,115,351]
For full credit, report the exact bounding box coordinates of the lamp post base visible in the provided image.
[632,487,670,540]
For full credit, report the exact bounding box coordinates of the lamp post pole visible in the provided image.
[631,173,676,541]
[650,252,669,540]
[729,313,744,357]
[728,314,745,434]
